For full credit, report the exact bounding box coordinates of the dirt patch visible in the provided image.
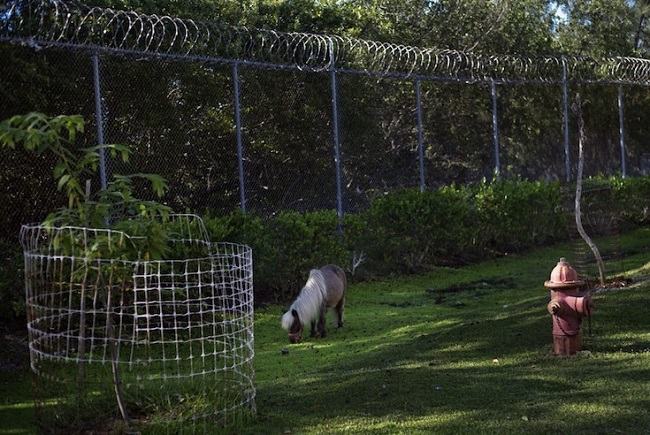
[426,277,517,305]
[600,276,634,289]
[591,275,645,294]
[378,301,417,308]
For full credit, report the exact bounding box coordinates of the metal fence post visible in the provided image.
[232,62,247,212]
[92,52,107,190]
[562,57,571,182]
[415,79,425,192]
[618,84,627,178]
[490,80,500,178]
[330,68,344,234]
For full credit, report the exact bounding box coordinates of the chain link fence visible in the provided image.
[2,0,650,243]
[100,54,241,213]
[241,68,336,215]
[2,43,650,242]
[1,45,98,239]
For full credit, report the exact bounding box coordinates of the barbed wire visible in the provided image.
[2,0,650,84]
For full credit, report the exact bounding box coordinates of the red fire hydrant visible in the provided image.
[544,258,593,356]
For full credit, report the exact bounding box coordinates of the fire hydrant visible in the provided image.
[544,258,593,356]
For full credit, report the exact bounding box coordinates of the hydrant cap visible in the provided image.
[544,257,585,289]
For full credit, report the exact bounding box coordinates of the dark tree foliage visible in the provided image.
[1,0,650,236]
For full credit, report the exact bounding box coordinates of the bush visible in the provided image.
[474,178,567,252]
[198,176,650,302]
[204,210,347,300]
[610,176,650,226]
[207,176,650,301]
[3,176,649,316]
[358,187,475,273]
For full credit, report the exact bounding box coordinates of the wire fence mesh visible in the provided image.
[3,39,650,244]
[99,54,241,214]
[498,84,564,180]
[0,45,97,238]
[240,68,336,215]
[420,81,494,186]
[20,214,255,431]
[340,76,420,211]
[2,43,650,244]
[1,2,650,248]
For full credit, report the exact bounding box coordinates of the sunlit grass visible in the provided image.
[248,227,650,434]
[2,228,650,433]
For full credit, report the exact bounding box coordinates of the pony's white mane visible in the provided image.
[281,269,327,330]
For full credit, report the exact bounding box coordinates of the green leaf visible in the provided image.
[137,173,169,197]
[57,174,71,191]
[53,163,67,178]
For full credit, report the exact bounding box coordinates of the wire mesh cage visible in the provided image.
[20,214,255,432]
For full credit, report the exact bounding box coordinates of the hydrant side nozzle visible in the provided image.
[547,300,562,315]
[565,295,593,316]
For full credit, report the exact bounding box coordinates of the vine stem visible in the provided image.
[574,93,606,287]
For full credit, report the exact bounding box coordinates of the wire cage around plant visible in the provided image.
[20,214,255,432]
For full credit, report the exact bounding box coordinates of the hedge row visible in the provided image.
[204,176,650,299]
[1,176,648,322]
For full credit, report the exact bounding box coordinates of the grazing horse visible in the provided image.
[281,265,346,343]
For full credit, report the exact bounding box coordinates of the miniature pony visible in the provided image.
[281,264,346,343]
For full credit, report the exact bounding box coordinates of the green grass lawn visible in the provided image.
[2,228,650,434]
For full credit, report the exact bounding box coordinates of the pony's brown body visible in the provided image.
[281,264,347,343]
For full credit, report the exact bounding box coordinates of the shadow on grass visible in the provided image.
[251,274,650,433]
[3,229,649,434]
[253,353,650,433]
[0,371,36,435]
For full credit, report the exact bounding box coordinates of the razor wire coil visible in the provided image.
[2,0,650,84]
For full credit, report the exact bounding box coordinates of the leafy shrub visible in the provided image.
[202,176,648,301]
[359,187,475,273]
[474,178,567,252]
[1,113,173,260]
[610,176,650,225]
[204,210,347,300]
[0,113,178,327]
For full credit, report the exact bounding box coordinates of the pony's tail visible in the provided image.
[281,310,294,331]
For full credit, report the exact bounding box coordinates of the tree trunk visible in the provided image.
[635,14,646,50]
[105,270,131,428]
[574,93,606,287]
